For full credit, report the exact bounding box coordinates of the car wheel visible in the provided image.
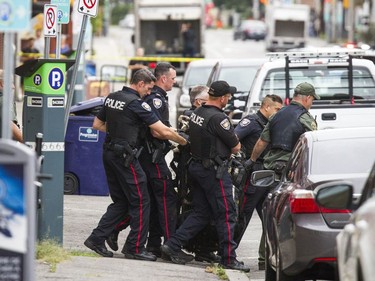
[265,239,276,281]
[64,172,79,195]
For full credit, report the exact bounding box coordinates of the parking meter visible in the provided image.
[0,139,36,281]
[15,59,74,243]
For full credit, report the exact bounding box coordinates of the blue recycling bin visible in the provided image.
[64,97,109,196]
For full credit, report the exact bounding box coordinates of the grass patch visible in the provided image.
[70,250,99,257]
[205,264,228,280]
[36,240,70,272]
[36,240,99,272]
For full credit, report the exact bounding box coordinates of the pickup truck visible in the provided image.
[243,50,375,130]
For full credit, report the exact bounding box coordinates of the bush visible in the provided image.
[111,3,133,25]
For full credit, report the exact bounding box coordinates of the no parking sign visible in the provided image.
[43,4,57,37]
[78,0,98,17]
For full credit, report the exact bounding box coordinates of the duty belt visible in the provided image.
[104,141,143,167]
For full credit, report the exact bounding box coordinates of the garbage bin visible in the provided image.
[64,97,109,196]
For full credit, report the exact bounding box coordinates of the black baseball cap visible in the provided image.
[208,81,237,97]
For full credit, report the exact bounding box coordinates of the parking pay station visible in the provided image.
[16,59,74,242]
[0,140,36,281]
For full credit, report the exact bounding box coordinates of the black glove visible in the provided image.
[178,131,190,144]
[243,159,255,172]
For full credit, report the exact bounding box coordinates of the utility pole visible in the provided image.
[347,0,355,42]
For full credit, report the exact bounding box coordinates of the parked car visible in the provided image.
[175,59,218,119]
[252,127,375,281]
[206,58,266,125]
[316,162,375,281]
[233,19,267,41]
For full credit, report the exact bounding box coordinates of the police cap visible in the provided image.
[294,82,320,100]
[208,81,237,97]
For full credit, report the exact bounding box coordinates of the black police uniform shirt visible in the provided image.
[144,85,170,127]
[234,110,268,158]
[190,104,239,159]
[96,86,159,145]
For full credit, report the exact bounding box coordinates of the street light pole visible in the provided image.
[348,0,355,42]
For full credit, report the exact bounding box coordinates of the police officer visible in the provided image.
[233,94,283,270]
[84,69,187,261]
[161,81,250,272]
[139,62,179,256]
[248,82,319,176]
[104,63,183,255]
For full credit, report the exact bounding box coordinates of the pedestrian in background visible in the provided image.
[128,47,148,81]
[248,82,319,177]
[233,94,282,270]
[181,23,196,57]
[0,69,23,142]
[84,69,187,261]
[161,80,250,272]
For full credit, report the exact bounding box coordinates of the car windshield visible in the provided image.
[218,66,259,92]
[259,66,375,101]
[184,66,213,87]
[311,137,375,175]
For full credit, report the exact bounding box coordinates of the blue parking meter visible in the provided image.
[15,59,74,243]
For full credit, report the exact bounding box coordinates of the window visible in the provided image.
[260,66,375,101]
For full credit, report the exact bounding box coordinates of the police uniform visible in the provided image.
[233,111,271,267]
[138,85,177,252]
[165,103,239,265]
[262,100,317,172]
[86,86,159,258]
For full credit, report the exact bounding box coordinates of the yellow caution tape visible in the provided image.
[19,53,203,63]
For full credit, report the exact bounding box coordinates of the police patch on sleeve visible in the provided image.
[220,119,231,130]
[153,98,162,109]
[141,102,152,111]
[239,118,251,127]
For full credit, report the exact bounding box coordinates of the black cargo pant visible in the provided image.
[234,178,270,261]
[89,148,150,254]
[166,160,237,265]
[138,150,178,248]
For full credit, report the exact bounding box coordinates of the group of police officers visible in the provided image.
[84,61,319,273]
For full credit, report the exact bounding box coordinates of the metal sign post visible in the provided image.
[52,0,71,59]
[64,0,99,135]
[0,0,30,140]
[0,2,33,281]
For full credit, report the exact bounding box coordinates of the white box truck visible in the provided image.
[133,0,205,75]
[265,4,310,52]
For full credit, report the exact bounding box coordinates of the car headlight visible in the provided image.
[179,94,191,108]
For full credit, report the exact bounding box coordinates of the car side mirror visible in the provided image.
[315,182,353,210]
[251,170,276,187]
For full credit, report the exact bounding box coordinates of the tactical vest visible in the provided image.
[104,90,142,147]
[189,106,231,159]
[148,87,170,127]
[269,103,307,152]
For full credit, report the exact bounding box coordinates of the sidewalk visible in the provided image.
[35,195,250,281]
